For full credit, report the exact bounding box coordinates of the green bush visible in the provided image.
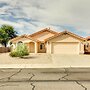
[9,51,17,57]
[10,44,29,57]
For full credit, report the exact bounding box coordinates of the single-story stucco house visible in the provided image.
[85,36,90,53]
[9,28,87,54]
[86,36,90,45]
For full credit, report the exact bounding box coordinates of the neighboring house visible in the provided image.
[85,36,90,53]
[86,36,90,45]
[9,28,86,54]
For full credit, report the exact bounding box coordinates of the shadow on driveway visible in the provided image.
[20,56,38,59]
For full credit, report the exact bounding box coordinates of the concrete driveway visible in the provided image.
[52,54,90,67]
[0,53,90,68]
[0,53,52,64]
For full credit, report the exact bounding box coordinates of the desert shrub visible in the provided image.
[10,43,29,57]
[9,50,17,57]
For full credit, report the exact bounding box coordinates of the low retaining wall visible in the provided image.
[0,47,10,53]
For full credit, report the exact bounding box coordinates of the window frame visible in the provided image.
[40,43,44,50]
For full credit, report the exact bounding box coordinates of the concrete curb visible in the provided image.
[0,64,90,69]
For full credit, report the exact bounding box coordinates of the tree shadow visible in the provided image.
[20,56,38,59]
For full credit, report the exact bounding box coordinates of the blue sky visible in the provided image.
[0,0,90,37]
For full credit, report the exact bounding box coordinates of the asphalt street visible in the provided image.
[0,68,89,90]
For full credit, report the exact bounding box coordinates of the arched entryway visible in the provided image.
[29,42,35,53]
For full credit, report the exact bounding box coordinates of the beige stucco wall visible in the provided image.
[46,34,84,54]
[31,32,55,41]
[87,40,90,45]
[79,43,85,54]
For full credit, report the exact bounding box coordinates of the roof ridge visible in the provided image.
[29,28,58,37]
[63,30,86,39]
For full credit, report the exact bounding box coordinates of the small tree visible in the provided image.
[10,44,29,57]
[0,24,17,47]
[0,29,9,47]
[1,24,17,39]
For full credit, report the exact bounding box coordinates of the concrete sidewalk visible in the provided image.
[0,53,90,68]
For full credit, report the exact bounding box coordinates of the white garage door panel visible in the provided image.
[52,42,79,54]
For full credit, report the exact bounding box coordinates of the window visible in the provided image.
[87,43,89,48]
[18,41,23,43]
[17,41,23,45]
[40,43,44,49]
[10,42,12,45]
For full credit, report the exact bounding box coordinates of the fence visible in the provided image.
[0,47,10,53]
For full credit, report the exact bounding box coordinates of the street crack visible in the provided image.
[59,68,69,80]
[8,69,22,80]
[75,81,87,90]
[0,69,22,81]
[28,73,35,81]
[58,68,87,90]
[31,83,35,90]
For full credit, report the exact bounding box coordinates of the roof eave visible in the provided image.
[45,31,86,42]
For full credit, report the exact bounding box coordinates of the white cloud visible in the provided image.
[15,0,90,33]
[16,20,62,35]
[0,19,24,28]
[0,0,90,36]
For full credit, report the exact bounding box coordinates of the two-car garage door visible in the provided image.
[52,42,79,54]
